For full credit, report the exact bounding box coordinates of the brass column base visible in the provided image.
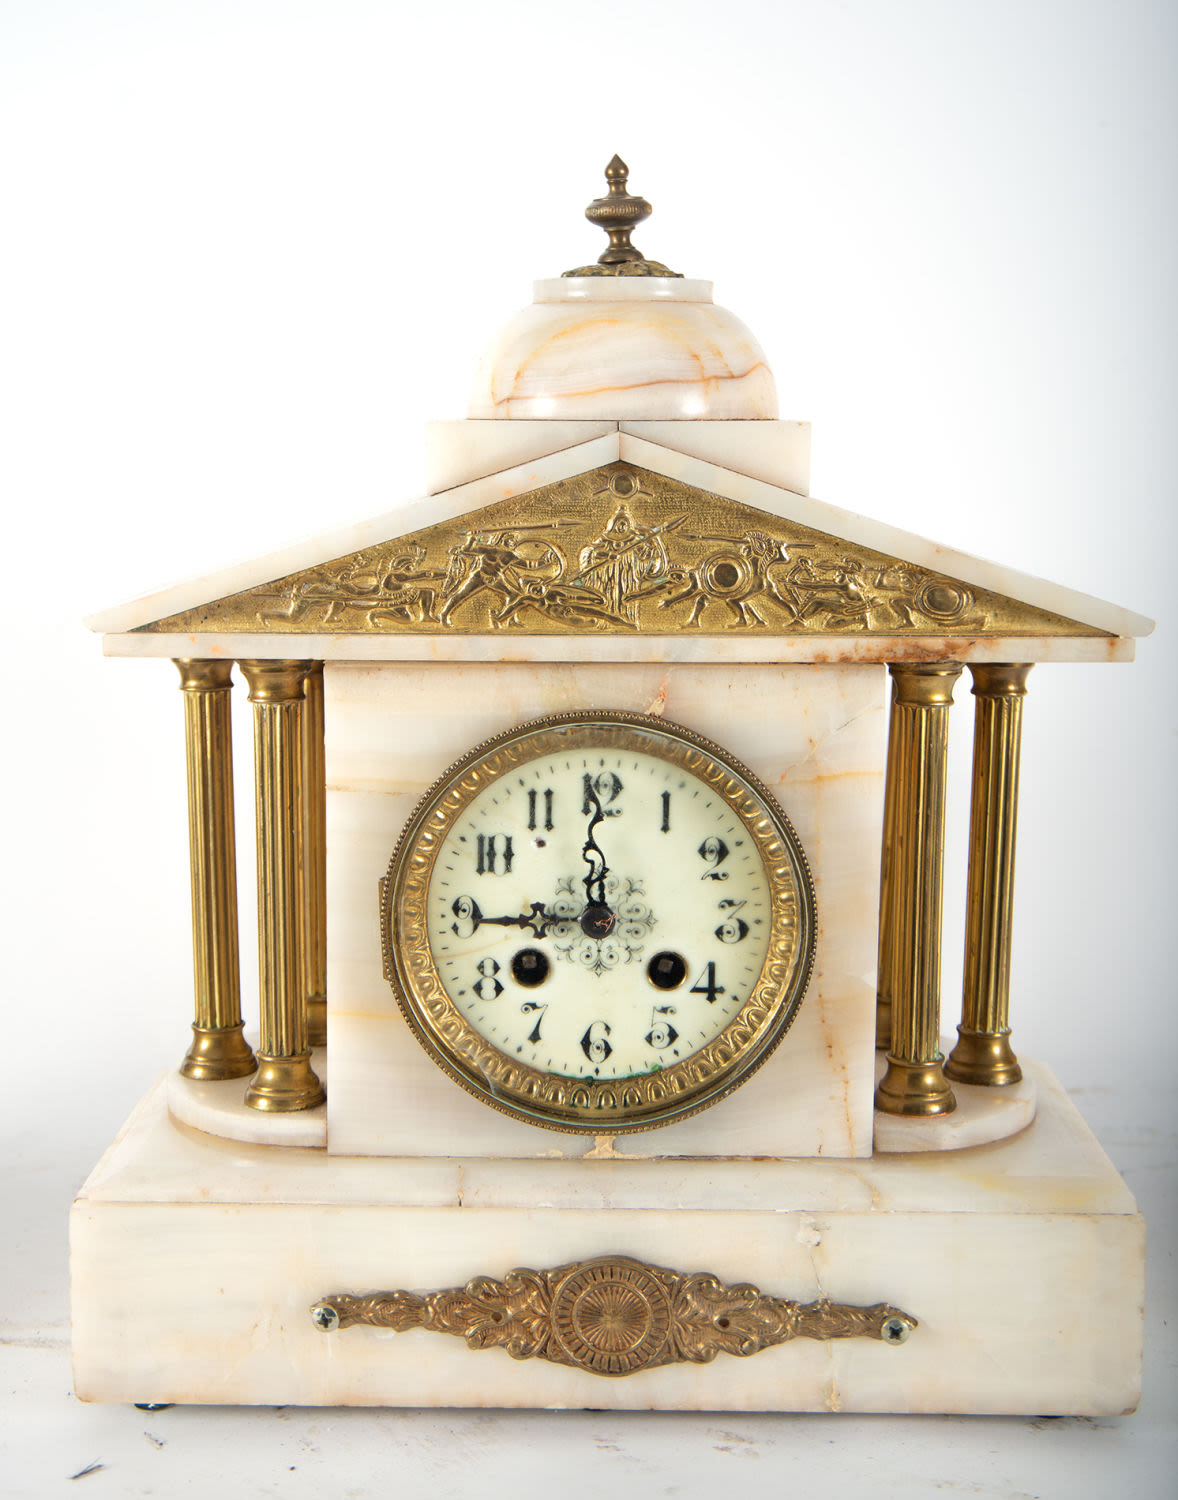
[876,1056,957,1116]
[945,1026,1023,1086]
[308,996,327,1050]
[245,1053,325,1112]
[179,1023,257,1081]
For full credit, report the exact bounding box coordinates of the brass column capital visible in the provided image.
[175,658,235,693]
[239,659,315,703]
[889,661,963,708]
[968,663,1032,699]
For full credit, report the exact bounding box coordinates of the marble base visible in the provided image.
[872,1046,1037,1153]
[159,1050,1034,1155]
[166,1051,328,1148]
[70,1063,1144,1413]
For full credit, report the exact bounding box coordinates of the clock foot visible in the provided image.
[244,1053,325,1112]
[944,1026,1022,1086]
[179,1023,257,1082]
[875,1056,956,1115]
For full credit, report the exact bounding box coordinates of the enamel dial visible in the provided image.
[380,712,815,1134]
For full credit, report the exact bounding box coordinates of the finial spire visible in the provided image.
[563,158,682,279]
[587,155,650,265]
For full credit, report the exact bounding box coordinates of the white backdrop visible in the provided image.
[2,2,1174,1496]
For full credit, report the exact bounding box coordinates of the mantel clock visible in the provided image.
[73,159,1151,1415]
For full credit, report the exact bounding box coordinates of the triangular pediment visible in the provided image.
[129,459,1112,641]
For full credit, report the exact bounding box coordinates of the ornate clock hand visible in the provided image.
[580,781,617,938]
[450,896,565,940]
[581,780,609,903]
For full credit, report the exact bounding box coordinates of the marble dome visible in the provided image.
[468,157,777,422]
[468,275,778,422]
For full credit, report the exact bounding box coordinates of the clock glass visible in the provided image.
[380,712,815,1133]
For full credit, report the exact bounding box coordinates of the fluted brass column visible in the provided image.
[240,659,325,1112]
[875,679,902,1049]
[174,660,256,1081]
[876,662,962,1116]
[303,662,327,1049]
[945,664,1032,1086]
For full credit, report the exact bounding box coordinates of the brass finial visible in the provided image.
[588,155,650,265]
[563,156,682,278]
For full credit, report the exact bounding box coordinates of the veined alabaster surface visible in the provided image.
[324,660,885,1160]
[423,419,812,497]
[468,279,778,421]
[71,1065,1144,1413]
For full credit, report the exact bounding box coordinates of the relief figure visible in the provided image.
[576,506,684,625]
[438,525,600,629]
[649,531,797,628]
[363,548,448,626]
[779,553,872,630]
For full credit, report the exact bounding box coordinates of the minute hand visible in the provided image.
[581,781,611,908]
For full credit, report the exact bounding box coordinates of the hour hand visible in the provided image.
[450,896,561,940]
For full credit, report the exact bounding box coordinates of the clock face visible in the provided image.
[380,712,815,1133]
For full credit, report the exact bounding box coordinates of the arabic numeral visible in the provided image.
[521,1001,547,1044]
[472,957,503,1001]
[582,770,624,817]
[450,895,481,938]
[580,1020,613,1065]
[698,836,729,880]
[689,961,725,1005]
[476,833,513,875]
[715,897,749,944]
[645,1006,679,1050]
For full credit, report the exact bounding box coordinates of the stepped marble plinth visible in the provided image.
[71,1064,1143,1414]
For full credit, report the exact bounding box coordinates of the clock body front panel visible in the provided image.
[325,660,886,1159]
[381,712,815,1134]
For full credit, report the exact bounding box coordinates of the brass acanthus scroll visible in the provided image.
[310,1255,916,1377]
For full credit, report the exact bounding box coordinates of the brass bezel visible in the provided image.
[379,711,816,1134]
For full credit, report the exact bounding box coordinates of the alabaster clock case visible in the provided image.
[73,160,1150,1416]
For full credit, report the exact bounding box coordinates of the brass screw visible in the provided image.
[881,1316,912,1345]
[311,1303,340,1332]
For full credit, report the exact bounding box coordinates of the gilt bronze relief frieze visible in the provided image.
[138,464,1099,638]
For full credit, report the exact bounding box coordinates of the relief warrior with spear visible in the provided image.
[436,520,630,629]
[575,507,687,625]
